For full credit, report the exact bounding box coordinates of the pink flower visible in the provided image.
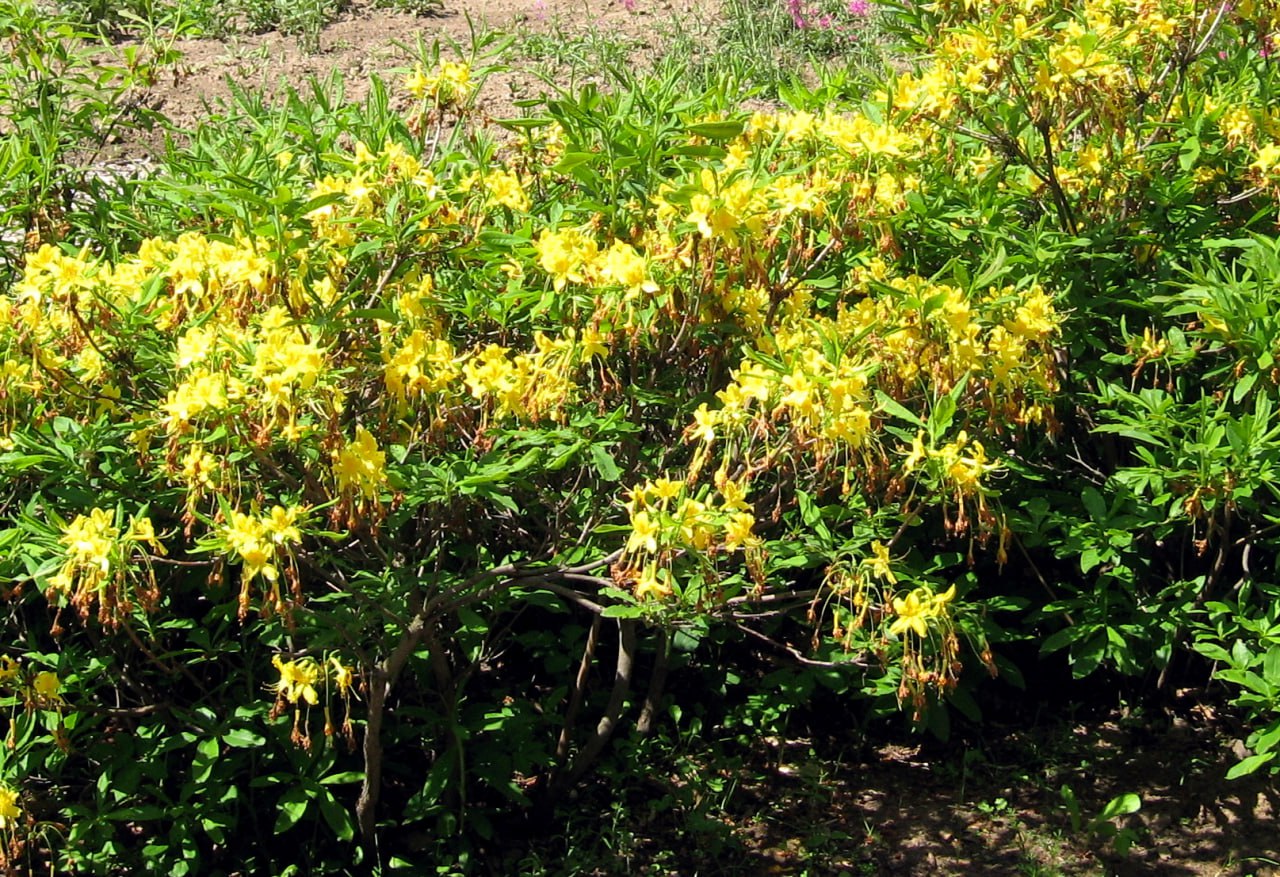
[848,0,871,15]
[788,0,809,28]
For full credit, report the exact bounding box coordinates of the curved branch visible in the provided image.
[554,615,601,765]
[635,629,669,737]
[356,614,426,840]
[556,619,637,794]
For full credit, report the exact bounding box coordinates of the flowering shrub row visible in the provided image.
[2,0,1280,868]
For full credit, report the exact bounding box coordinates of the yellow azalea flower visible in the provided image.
[722,511,760,552]
[484,168,530,212]
[888,590,932,639]
[864,540,897,583]
[0,784,19,829]
[675,498,713,550]
[635,563,671,601]
[330,658,355,696]
[60,508,117,574]
[627,510,661,555]
[598,240,659,299]
[1251,143,1280,177]
[689,403,718,443]
[932,584,957,610]
[333,426,387,500]
[0,656,17,684]
[223,511,276,583]
[32,671,62,703]
[265,505,303,546]
[272,655,320,706]
[903,431,927,472]
[718,478,749,512]
[651,478,682,503]
[578,327,609,361]
[126,516,165,554]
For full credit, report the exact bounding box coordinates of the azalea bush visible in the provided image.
[3,0,1280,870]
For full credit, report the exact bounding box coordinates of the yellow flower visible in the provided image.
[0,785,20,829]
[689,403,718,443]
[718,478,749,512]
[651,478,682,503]
[0,656,18,684]
[127,516,165,554]
[579,327,610,361]
[333,427,387,500]
[931,584,957,610]
[32,671,62,703]
[484,168,530,212]
[598,240,659,299]
[1251,143,1280,178]
[863,541,897,583]
[903,431,927,472]
[224,511,276,583]
[60,508,117,574]
[330,658,355,696]
[723,511,760,551]
[635,563,672,601]
[272,655,320,706]
[265,505,303,546]
[627,511,661,555]
[888,590,932,639]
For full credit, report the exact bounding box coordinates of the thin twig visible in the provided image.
[732,621,868,669]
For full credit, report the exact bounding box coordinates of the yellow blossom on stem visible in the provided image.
[333,426,387,500]
[272,655,320,706]
[888,589,932,639]
[863,540,897,583]
[635,563,672,601]
[330,657,355,696]
[32,671,62,703]
[627,510,661,555]
[0,785,20,829]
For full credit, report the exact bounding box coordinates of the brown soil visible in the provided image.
[598,697,1280,876]
[120,0,716,155]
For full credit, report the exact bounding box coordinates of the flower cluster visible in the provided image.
[404,59,475,107]
[221,506,305,618]
[46,509,165,628]
[271,654,358,750]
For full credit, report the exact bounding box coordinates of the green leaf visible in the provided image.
[601,604,644,619]
[274,787,310,834]
[493,116,554,130]
[1233,371,1258,403]
[552,152,596,173]
[1178,136,1201,171]
[685,119,745,140]
[222,728,265,748]
[875,391,925,427]
[1265,645,1280,682]
[316,790,355,841]
[1081,486,1106,522]
[930,393,957,436]
[320,771,365,785]
[1097,793,1141,820]
[1040,626,1080,655]
[1226,751,1275,780]
[588,444,621,481]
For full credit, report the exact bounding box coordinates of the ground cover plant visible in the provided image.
[2,0,1280,872]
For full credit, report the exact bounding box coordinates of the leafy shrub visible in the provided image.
[5,0,1280,871]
